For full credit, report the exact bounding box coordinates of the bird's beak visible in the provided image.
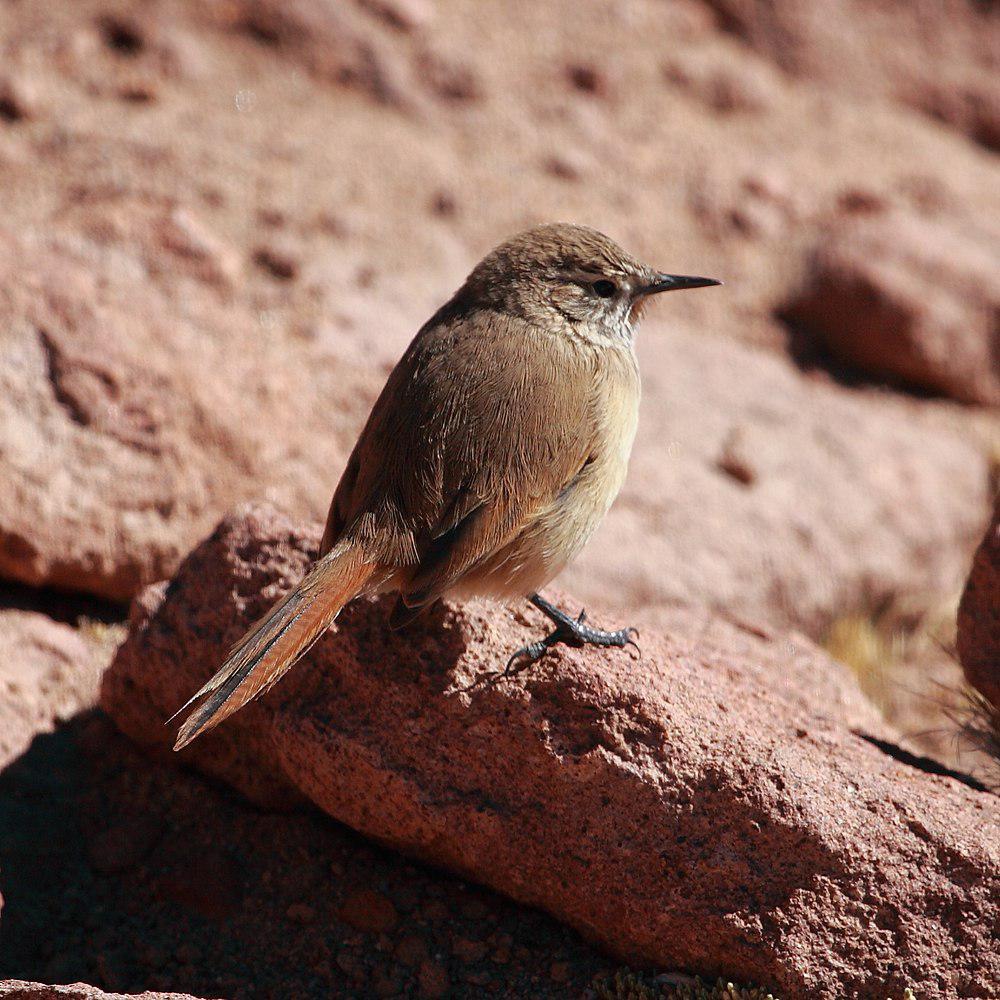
[640,273,722,296]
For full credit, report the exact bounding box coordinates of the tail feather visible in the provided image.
[171,542,373,751]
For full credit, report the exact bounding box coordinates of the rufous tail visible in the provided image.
[171,541,373,750]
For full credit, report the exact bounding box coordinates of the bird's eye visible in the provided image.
[592,279,617,298]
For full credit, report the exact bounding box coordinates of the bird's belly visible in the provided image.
[454,424,636,602]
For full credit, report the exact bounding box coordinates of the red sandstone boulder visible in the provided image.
[781,212,1000,405]
[958,498,1000,708]
[0,227,380,601]
[101,506,1000,1000]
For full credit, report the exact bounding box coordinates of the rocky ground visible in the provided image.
[0,0,998,997]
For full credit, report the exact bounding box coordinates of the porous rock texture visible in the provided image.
[102,506,1000,1000]
[958,496,1000,708]
[782,211,1000,405]
[0,984,204,1000]
[3,1,999,996]
[0,609,102,769]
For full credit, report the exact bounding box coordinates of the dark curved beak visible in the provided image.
[641,273,722,295]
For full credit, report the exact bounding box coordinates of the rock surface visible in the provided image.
[0,610,102,769]
[0,228,381,601]
[0,984,203,1000]
[958,497,1000,708]
[782,211,1000,405]
[3,2,999,997]
[702,0,1000,150]
[102,506,1000,1000]
[102,505,887,806]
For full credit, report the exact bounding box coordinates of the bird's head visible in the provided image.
[461,222,720,345]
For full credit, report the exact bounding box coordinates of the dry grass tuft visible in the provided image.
[822,592,956,714]
[946,687,1000,791]
[823,591,1000,787]
[823,613,900,712]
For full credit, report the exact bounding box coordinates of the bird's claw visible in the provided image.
[504,641,548,675]
[624,627,642,659]
[502,598,641,674]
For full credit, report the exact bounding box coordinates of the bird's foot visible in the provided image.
[503,594,639,675]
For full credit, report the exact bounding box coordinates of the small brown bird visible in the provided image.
[172,223,719,750]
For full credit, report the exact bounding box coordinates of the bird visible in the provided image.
[171,223,719,750]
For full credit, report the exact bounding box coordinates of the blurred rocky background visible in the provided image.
[0,1,997,998]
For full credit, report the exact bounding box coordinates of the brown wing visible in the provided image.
[320,303,599,610]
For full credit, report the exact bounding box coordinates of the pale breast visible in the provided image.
[561,343,640,543]
[458,342,640,602]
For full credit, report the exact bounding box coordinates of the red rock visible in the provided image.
[101,506,1000,999]
[417,960,450,1000]
[701,0,998,148]
[0,983,203,1000]
[339,888,399,934]
[0,228,379,601]
[0,1,996,994]
[958,498,1000,708]
[0,610,101,768]
[218,0,406,105]
[782,211,1000,405]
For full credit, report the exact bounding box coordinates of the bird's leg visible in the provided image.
[504,593,639,673]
